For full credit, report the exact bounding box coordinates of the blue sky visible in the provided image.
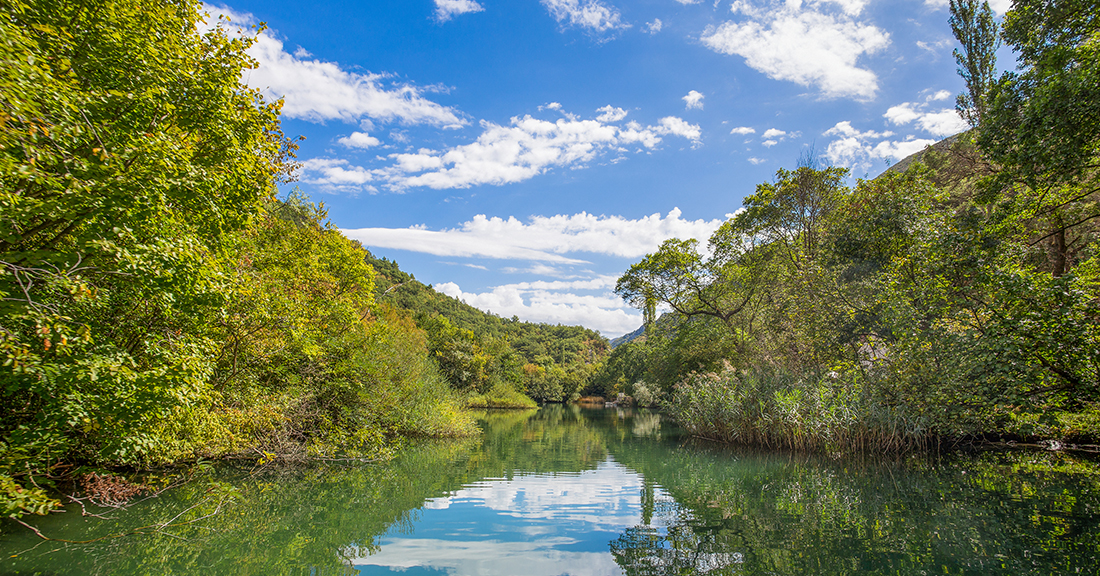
[204,0,1009,338]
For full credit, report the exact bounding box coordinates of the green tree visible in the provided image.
[950,0,1000,127]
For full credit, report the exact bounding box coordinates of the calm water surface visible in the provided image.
[2,406,1100,575]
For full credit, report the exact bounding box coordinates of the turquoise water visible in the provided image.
[2,406,1100,575]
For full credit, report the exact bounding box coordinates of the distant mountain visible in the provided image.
[610,323,644,349]
[362,249,610,369]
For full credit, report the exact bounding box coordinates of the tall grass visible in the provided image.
[666,365,931,453]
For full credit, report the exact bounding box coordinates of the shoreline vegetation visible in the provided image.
[2,0,1098,525]
[0,0,603,520]
[584,0,1100,456]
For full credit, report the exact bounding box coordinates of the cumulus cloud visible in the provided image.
[337,132,381,149]
[373,110,700,190]
[595,105,628,122]
[682,90,705,110]
[822,120,935,169]
[434,0,484,21]
[341,208,727,262]
[201,4,465,127]
[655,116,702,142]
[884,101,968,137]
[299,158,376,192]
[730,126,756,135]
[435,279,641,336]
[759,127,797,147]
[822,120,891,140]
[644,19,663,34]
[748,157,766,164]
[541,0,630,34]
[700,1,889,100]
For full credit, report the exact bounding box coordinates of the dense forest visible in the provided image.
[590,0,1100,452]
[0,0,609,519]
[363,250,608,406]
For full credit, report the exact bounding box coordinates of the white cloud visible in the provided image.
[700,1,889,100]
[655,116,702,142]
[674,0,702,4]
[201,4,465,127]
[436,281,641,337]
[822,120,935,169]
[353,461,667,572]
[872,138,937,160]
[337,131,381,149]
[434,0,484,21]
[372,110,700,190]
[748,157,766,164]
[730,126,756,135]
[929,89,952,101]
[299,158,376,192]
[541,0,630,34]
[341,208,726,262]
[595,105,628,122]
[822,120,891,139]
[682,90,705,110]
[884,101,968,137]
[644,19,663,34]
[762,128,786,139]
[540,102,564,111]
[343,207,733,336]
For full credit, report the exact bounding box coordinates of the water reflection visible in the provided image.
[353,458,665,575]
[2,406,1100,576]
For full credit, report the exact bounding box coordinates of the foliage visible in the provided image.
[607,0,1100,443]
[981,0,1100,188]
[0,473,59,518]
[0,0,478,517]
[950,0,1000,126]
[613,137,1100,449]
[365,250,611,403]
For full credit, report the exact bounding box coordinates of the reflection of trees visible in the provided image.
[1,439,480,575]
[608,439,1100,575]
[0,406,620,575]
[6,408,1100,575]
[611,525,744,575]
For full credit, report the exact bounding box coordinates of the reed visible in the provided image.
[666,365,932,453]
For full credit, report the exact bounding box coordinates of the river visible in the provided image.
[2,406,1099,575]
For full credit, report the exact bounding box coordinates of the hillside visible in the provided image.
[362,250,611,402]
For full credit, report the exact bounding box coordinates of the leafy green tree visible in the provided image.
[1,0,290,470]
[950,0,1000,127]
[981,0,1100,188]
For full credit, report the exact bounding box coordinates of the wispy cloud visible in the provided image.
[362,109,700,191]
[341,208,727,261]
[700,0,889,100]
[540,0,630,34]
[434,0,484,21]
[643,19,663,34]
[202,4,465,127]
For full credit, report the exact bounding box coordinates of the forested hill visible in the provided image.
[363,251,610,402]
